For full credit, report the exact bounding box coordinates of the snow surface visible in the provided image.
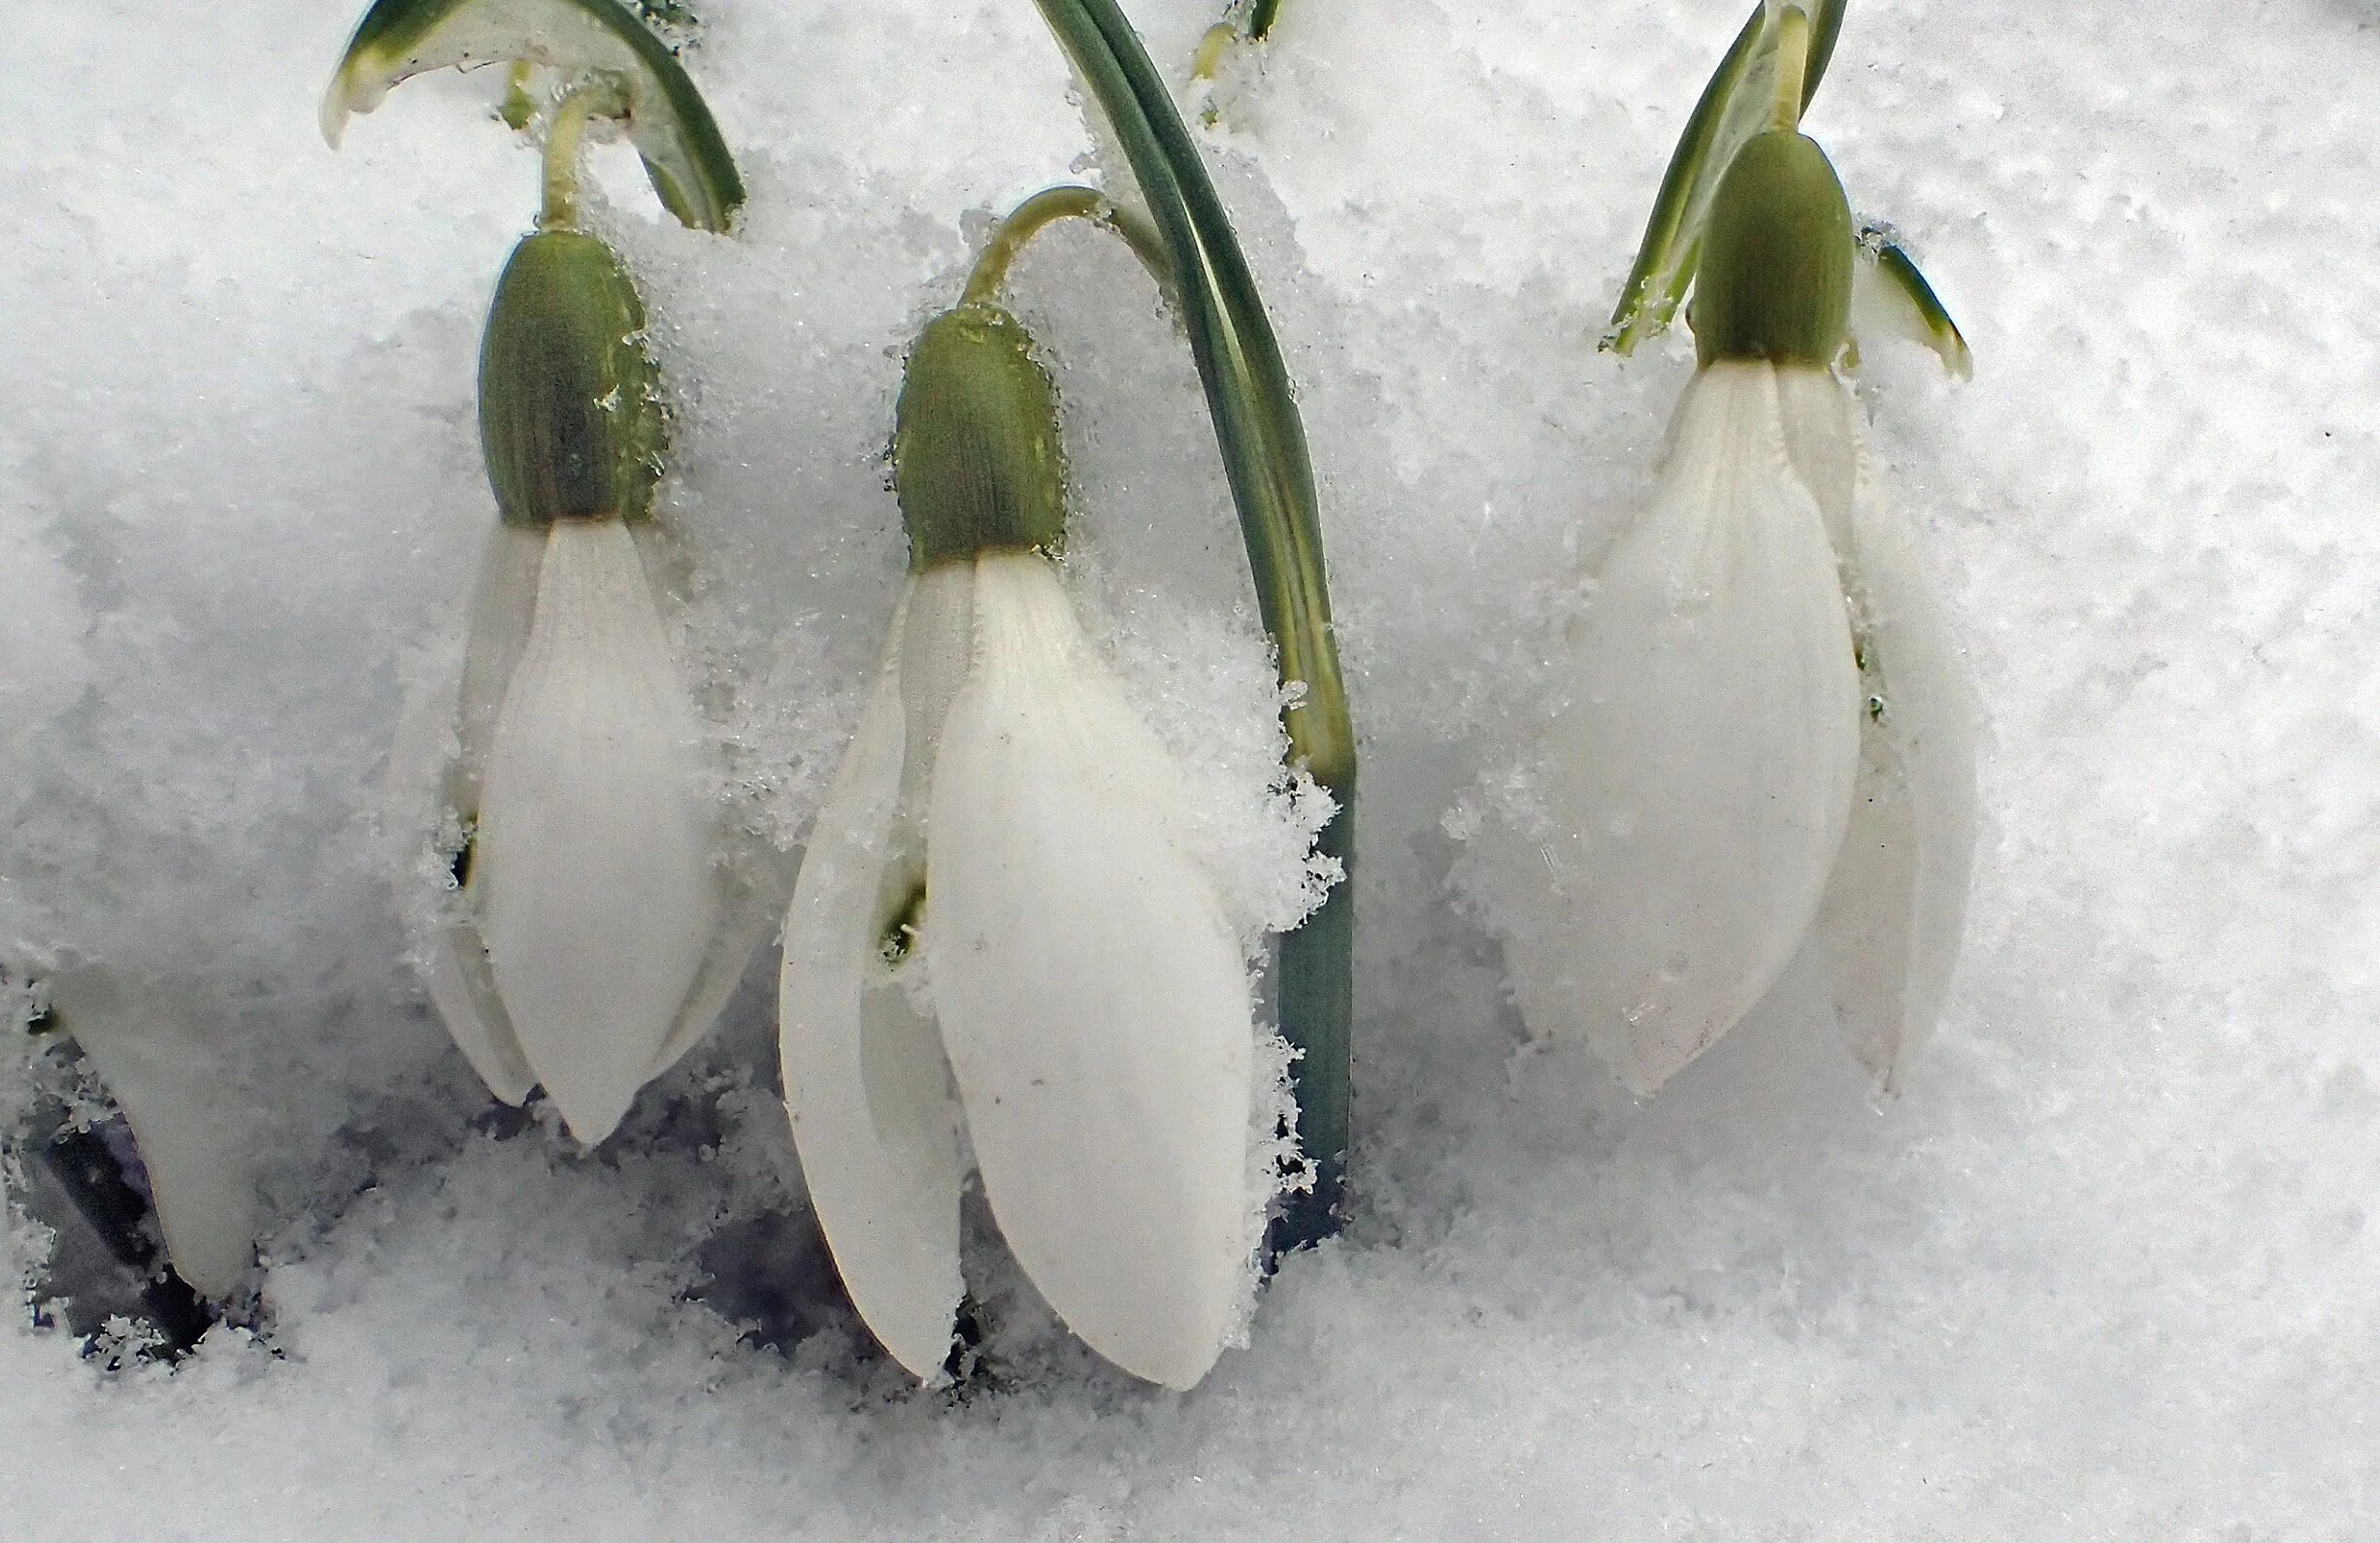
[5,0,2380,1533]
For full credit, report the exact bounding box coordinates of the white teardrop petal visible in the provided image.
[395,525,546,1106]
[475,519,719,1143]
[925,552,1254,1391]
[1527,361,1862,1093]
[50,972,254,1300]
[425,924,537,1104]
[779,581,966,1383]
[1815,470,1981,1086]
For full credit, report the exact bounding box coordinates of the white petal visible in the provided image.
[50,971,254,1300]
[1814,466,1982,1086]
[1525,361,1862,1093]
[1773,364,1859,545]
[475,519,719,1143]
[452,523,550,810]
[779,576,970,1383]
[925,552,1254,1391]
[621,519,785,1084]
[395,525,545,1106]
[425,924,536,1104]
[642,859,778,1083]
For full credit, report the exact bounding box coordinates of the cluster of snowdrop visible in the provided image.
[18,0,1975,1391]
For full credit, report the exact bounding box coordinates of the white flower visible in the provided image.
[779,548,1261,1391]
[423,514,748,1143]
[1508,357,1977,1093]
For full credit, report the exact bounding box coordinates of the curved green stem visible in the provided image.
[539,77,624,231]
[1031,0,1356,1253]
[323,0,746,232]
[962,185,1173,308]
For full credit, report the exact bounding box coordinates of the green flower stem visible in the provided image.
[1770,7,1810,132]
[960,185,1173,309]
[1030,0,1357,1252]
[322,0,746,232]
[539,78,626,231]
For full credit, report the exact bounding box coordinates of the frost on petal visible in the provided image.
[475,518,718,1143]
[49,971,254,1300]
[778,577,968,1384]
[1522,361,1862,1093]
[1815,467,1981,1087]
[925,552,1256,1391]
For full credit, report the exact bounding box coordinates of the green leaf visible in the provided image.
[1029,0,1356,1250]
[1603,0,1846,354]
[1854,224,1972,378]
[320,0,744,233]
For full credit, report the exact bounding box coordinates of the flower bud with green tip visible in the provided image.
[324,0,768,1139]
[1491,8,1980,1097]
[410,230,775,1144]
[780,299,1274,1392]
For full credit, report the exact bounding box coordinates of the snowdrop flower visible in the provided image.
[1514,110,1977,1093]
[420,227,753,1144]
[321,9,756,1142]
[781,302,1264,1390]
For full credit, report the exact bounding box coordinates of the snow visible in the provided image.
[5,0,2379,1533]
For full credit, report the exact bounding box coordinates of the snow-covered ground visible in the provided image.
[5,0,2378,1533]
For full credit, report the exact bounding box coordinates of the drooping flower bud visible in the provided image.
[1692,129,1855,370]
[478,229,666,526]
[893,303,1069,569]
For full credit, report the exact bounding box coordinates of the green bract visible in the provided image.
[479,229,665,525]
[895,304,1070,569]
[320,0,744,232]
[1604,0,1844,354]
[1692,130,1854,369]
[1860,226,1974,379]
[1607,0,1970,378]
